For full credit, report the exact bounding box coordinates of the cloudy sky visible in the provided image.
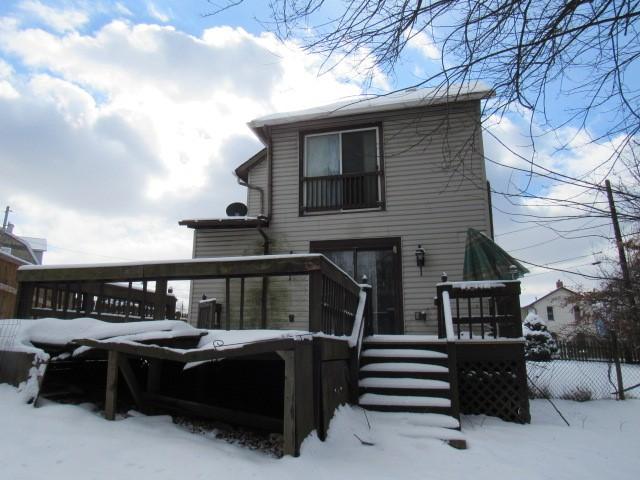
[0,0,628,308]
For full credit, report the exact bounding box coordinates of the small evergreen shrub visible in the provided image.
[523,311,558,361]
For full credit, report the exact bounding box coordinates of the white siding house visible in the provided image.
[181,86,495,334]
[521,280,591,339]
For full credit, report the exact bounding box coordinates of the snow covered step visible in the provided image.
[359,393,451,409]
[402,425,466,442]
[361,348,447,359]
[397,413,460,429]
[359,377,450,390]
[363,335,442,344]
[361,362,448,374]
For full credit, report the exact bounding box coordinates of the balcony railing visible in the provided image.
[302,171,382,212]
[435,280,523,339]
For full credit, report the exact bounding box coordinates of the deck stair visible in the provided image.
[358,335,465,449]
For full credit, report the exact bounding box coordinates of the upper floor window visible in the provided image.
[547,306,555,321]
[301,126,383,213]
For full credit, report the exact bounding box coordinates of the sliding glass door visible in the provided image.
[311,238,403,334]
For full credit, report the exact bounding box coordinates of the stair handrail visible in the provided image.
[348,285,370,360]
[441,289,456,341]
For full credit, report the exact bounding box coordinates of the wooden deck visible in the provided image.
[8,255,531,455]
[12,254,370,456]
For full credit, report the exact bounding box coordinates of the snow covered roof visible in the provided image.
[20,236,47,252]
[248,83,493,137]
[0,229,38,264]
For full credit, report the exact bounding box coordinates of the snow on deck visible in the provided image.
[195,330,312,352]
[449,281,506,289]
[18,253,326,271]
[2,318,315,359]
[15,318,195,347]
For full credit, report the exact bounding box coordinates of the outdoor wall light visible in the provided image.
[415,245,426,276]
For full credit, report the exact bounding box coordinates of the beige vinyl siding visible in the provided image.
[247,159,268,216]
[189,100,491,334]
[188,229,265,327]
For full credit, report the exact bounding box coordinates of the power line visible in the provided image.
[516,257,612,280]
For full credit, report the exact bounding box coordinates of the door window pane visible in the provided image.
[306,134,340,177]
[322,250,355,278]
[320,247,397,334]
[357,250,396,334]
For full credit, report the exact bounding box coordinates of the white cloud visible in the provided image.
[18,0,89,33]
[147,2,170,23]
[114,2,132,17]
[406,30,440,60]
[0,15,375,298]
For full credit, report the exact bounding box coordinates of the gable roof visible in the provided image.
[248,83,494,143]
[521,286,578,310]
[234,148,267,183]
[0,229,38,264]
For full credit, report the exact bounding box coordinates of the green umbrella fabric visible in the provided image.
[463,228,529,280]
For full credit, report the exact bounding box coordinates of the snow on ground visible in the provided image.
[0,384,637,480]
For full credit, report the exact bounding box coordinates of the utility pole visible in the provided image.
[605,179,633,400]
[606,180,633,296]
[2,206,11,230]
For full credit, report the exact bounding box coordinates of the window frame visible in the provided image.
[546,306,555,321]
[298,123,385,215]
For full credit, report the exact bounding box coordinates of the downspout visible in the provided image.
[487,180,494,240]
[237,175,271,328]
[257,221,270,328]
[236,176,265,216]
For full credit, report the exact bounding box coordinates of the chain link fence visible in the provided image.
[527,340,640,401]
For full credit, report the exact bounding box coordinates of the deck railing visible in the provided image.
[15,254,368,338]
[302,171,382,212]
[435,279,523,339]
[25,281,178,321]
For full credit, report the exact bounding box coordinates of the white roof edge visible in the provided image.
[20,236,47,252]
[1,229,38,264]
[248,83,494,130]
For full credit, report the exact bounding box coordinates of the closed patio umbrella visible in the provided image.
[463,228,529,280]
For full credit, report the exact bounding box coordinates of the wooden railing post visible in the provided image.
[435,282,453,339]
[309,271,323,332]
[153,279,168,320]
[361,276,373,337]
[14,281,34,318]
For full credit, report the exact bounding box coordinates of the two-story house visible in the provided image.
[9,86,529,451]
[181,85,494,336]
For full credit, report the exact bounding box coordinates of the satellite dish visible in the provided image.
[226,202,248,217]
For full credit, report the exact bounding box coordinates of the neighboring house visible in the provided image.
[521,280,592,339]
[19,236,47,265]
[0,227,42,318]
[180,86,494,335]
